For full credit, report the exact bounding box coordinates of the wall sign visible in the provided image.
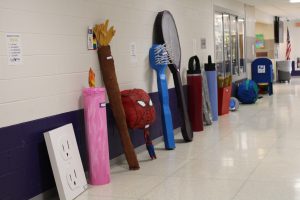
[6,33,23,65]
[129,42,137,63]
[87,26,97,50]
[255,34,265,49]
[258,65,266,73]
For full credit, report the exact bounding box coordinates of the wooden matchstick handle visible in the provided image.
[98,46,139,170]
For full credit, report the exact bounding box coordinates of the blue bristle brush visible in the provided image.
[149,44,175,150]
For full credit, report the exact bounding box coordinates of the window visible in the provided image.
[231,15,238,75]
[214,13,224,77]
[223,13,231,77]
[214,12,246,80]
[238,18,246,73]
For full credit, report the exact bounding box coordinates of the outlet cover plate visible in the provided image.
[44,124,88,200]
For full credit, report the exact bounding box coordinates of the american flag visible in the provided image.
[286,27,291,60]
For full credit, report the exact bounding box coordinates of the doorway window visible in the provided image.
[214,12,246,79]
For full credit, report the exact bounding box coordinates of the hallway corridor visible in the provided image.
[77,78,300,200]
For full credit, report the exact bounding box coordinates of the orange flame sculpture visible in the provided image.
[89,68,96,88]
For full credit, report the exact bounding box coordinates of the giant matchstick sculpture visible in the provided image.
[94,20,139,170]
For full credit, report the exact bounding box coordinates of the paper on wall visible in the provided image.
[258,65,266,73]
[129,42,137,63]
[6,33,23,65]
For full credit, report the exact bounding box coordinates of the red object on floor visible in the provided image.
[187,75,203,132]
[218,85,232,116]
[257,83,269,94]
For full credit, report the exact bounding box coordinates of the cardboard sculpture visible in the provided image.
[44,124,88,200]
[94,20,139,170]
[153,10,193,142]
[89,68,96,87]
[187,56,203,132]
[205,55,218,121]
[149,44,175,150]
[82,68,110,185]
[201,64,213,125]
[121,89,157,159]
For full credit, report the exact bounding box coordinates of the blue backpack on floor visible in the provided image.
[237,80,259,104]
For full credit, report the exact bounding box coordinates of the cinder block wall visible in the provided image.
[0,0,215,128]
[0,0,259,199]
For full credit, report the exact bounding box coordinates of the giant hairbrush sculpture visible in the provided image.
[94,20,139,170]
[153,10,193,142]
[121,89,157,159]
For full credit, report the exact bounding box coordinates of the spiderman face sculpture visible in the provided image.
[121,89,156,129]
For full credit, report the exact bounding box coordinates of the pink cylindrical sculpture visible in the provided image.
[83,87,110,185]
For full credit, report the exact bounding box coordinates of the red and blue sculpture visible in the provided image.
[121,89,157,159]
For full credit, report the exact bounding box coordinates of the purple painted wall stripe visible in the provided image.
[0,87,184,200]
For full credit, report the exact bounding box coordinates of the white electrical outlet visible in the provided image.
[44,124,88,200]
[59,136,72,161]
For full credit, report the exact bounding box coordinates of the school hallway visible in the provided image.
[73,78,300,200]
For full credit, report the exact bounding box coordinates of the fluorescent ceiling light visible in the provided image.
[290,0,300,3]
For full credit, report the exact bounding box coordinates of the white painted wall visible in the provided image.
[213,0,245,17]
[0,0,215,127]
[289,21,300,62]
[255,22,274,40]
[245,5,256,79]
[255,8,273,24]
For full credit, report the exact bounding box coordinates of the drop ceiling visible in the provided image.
[239,0,300,20]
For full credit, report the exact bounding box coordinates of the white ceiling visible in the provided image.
[239,0,300,20]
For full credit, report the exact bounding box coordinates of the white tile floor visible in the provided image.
[78,78,300,200]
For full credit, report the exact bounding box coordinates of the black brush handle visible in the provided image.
[169,64,193,142]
